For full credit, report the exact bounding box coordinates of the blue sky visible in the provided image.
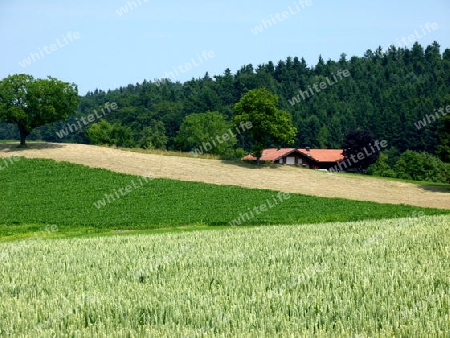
[1,0,449,95]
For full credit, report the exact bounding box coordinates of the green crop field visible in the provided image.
[0,216,449,336]
[1,157,448,240]
[1,156,449,336]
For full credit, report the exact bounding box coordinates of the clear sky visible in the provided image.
[1,0,449,95]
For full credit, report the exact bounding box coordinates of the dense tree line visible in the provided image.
[1,42,449,161]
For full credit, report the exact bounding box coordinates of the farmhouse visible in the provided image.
[242,148,344,170]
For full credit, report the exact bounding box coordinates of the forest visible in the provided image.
[1,41,449,166]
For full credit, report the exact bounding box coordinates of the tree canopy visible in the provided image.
[233,87,296,161]
[342,130,381,172]
[139,119,168,150]
[175,111,236,156]
[87,120,133,147]
[0,42,449,164]
[0,74,79,145]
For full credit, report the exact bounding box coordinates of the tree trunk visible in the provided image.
[18,125,29,146]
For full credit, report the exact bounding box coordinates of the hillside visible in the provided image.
[1,142,449,209]
[2,42,448,159]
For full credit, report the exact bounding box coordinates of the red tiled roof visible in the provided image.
[242,148,343,162]
[297,148,344,162]
[241,148,296,161]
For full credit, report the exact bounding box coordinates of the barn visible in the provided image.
[241,148,344,170]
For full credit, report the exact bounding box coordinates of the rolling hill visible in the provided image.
[1,142,449,210]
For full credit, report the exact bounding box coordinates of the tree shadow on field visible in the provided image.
[417,185,450,193]
[0,142,65,153]
[219,160,285,170]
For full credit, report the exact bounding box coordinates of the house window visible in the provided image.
[286,156,295,165]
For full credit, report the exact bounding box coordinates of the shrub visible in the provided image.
[367,153,397,178]
[87,120,134,147]
[394,151,450,183]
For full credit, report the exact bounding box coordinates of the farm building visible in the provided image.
[241,148,344,170]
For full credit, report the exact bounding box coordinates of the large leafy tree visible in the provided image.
[0,74,79,145]
[233,87,296,162]
[342,130,380,172]
[175,111,236,155]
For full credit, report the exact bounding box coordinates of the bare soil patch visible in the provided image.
[1,142,449,210]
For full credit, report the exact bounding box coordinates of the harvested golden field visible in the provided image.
[1,142,449,210]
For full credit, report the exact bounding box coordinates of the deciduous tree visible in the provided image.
[0,74,79,145]
[342,130,380,172]
[175,111,236,156]
[233,87,296,163]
